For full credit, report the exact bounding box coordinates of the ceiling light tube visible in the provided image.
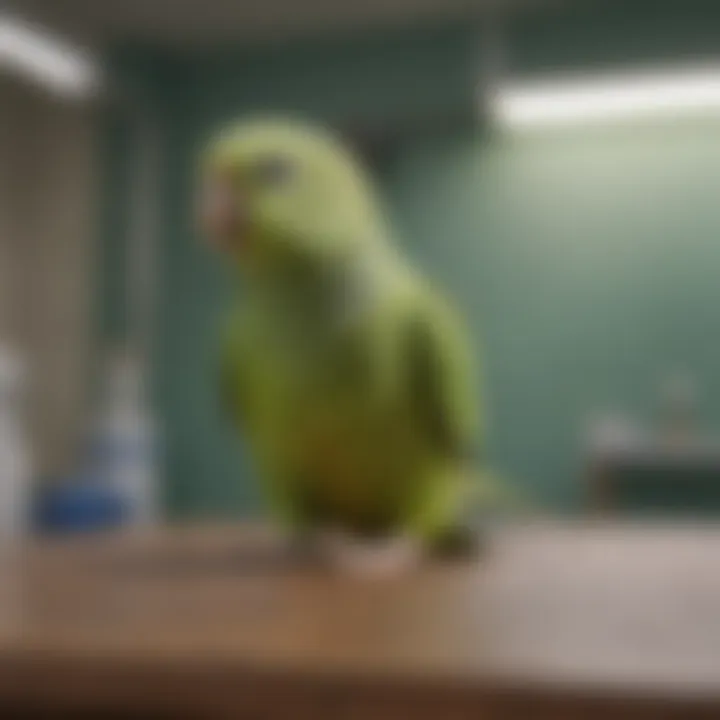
[0,13,100,98]
[494,66,720,127]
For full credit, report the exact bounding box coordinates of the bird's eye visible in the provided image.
[252,156,295,188]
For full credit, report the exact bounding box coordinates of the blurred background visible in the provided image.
[2,0,720,535]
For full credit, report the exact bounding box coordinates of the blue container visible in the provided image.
[34,480,127,534]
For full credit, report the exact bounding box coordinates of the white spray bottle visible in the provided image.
[94,348,158,526]
[0,346,30,540]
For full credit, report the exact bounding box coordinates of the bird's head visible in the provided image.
[199,118,386,275]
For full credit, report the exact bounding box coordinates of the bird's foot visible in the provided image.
[429,525,486,561]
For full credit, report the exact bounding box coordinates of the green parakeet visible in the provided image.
[200,118,483,549]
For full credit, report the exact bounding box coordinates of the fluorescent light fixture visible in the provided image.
[494,66,720,127]
[0,13,101,98]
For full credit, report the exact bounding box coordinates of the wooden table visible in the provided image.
[1,523,719,718]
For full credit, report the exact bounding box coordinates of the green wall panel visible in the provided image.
[103,4,720,516]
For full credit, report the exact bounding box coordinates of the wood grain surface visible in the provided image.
[0,522,718,718]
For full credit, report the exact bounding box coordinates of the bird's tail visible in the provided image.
[468,469,538,515]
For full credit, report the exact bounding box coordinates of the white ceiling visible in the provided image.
[6,0,554,46]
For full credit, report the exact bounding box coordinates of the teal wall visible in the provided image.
[387,121,720,509]
[105,2,720,517]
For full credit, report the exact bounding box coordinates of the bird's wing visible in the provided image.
[404,297,480,458]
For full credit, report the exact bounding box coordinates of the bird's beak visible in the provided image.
[199,174,249,254]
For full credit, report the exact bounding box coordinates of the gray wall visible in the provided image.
[0,76,98,479]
